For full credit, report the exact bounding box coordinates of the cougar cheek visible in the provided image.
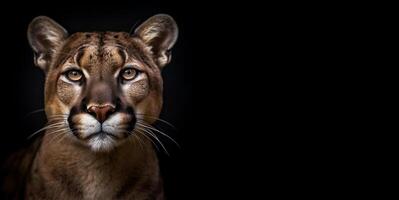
[57,79,80,105]
[124,79,149,102]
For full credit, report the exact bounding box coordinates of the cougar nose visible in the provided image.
[87,105,115,123]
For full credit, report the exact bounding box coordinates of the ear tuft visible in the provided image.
[27,16,68,72]
[134,14,178,68]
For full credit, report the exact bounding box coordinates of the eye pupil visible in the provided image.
[66,70,83,81]
[121,68,137,80]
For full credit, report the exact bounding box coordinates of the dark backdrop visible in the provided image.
[0,1,198,199]
[0,2,360,199]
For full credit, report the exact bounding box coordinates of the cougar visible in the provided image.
[3,14,178,199]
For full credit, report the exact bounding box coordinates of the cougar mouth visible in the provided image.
[84,131,119,140]
[66,108,136,152]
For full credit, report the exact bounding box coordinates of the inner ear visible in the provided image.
[134,14,178,68]
[27,16,68,73]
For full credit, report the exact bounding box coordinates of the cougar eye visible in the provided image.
[65,70,83,82]
[120,68,138,81]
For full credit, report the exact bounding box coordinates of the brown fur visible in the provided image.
[26,135,162,199]
[3,14,177,199]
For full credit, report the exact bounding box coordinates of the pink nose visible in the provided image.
[87,105,115,123]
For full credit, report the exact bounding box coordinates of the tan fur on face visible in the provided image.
[43,32,163,120]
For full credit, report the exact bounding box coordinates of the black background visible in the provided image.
[0,0,269,199]
[0,2,365,198]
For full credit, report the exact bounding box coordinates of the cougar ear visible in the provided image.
[27,16,68,73]
[134,14,178,68]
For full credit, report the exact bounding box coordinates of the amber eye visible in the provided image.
[65,70,83,82]
[121,68,138,80]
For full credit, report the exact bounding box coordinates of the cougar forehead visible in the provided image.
[52,32,154,72]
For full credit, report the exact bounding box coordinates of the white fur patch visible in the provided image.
[88,135,116,152]
[102,114,123,133]
[76,113,101,138]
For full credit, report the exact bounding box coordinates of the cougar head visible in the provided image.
[27,14,178,152]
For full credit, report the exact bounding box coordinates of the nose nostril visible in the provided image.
[81,98,88,112]
[115,98,122,111]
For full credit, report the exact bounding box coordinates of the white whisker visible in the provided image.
[136,126,168,155]
[137,121,179,148]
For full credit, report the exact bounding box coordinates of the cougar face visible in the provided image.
[28,15,178,152]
